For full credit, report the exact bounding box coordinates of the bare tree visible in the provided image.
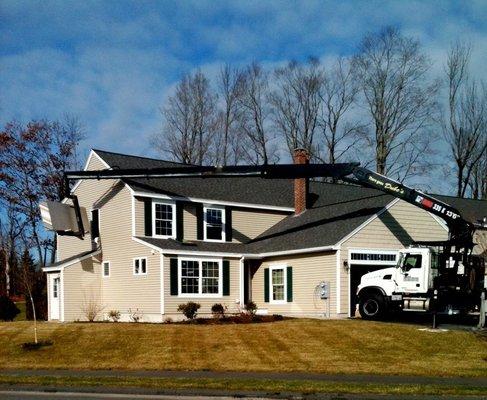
[155,70,217,165]
[318,57,366,164]
[238,63,277,165]
[0,118,83,266]
[353,26,438,180]
[0,205,25,296]
[269,59,324,158]
[214,65,245,165]
[469,147,487,199]
[443,42,487,198]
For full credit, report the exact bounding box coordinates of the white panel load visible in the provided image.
[39,200,89,234]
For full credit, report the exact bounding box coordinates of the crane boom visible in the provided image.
[62,162,474,246]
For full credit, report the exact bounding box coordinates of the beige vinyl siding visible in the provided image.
[339,199,449,316]
[99,183,161,320]
[57,153,116,261]
[232,208,289,243]
[62,257,102,321]
[163,256,241,319]
[183,203,198,241]
[252,252,337,317]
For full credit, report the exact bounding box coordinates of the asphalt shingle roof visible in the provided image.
[94,149,487,255]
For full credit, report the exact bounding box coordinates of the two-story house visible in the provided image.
[42,149,487,322]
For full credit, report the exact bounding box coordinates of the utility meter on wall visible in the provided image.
[319,281,330,299]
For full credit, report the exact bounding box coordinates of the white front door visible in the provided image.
[50,274,60,320]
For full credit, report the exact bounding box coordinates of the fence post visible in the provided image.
[478,290,486,329]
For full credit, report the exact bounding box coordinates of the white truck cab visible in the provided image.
[357,247,439,319]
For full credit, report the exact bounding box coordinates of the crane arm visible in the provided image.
[61,162,473,245]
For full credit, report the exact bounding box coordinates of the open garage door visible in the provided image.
[348,250,398,317]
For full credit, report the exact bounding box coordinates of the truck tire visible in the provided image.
[359,293,386,320]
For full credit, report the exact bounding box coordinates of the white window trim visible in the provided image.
[203,205,226,242]
[269,264,287,305]
[133,257,148,276]
[102,261,111,278]
[178,257,223,298]
[152,200,176,239]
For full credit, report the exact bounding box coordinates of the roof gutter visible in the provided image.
[133,237,338,259]
[42,248,101,272]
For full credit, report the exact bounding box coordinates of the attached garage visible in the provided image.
[347,250,398,317]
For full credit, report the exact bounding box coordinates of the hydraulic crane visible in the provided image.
[42,161,486,323]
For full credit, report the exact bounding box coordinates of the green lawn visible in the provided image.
[0,319,486,377]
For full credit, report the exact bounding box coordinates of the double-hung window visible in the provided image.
[270,266,286,303]
[133,257,147,275]
[153,201,175,238]
[180,259,221,296]
[204,206,225,242]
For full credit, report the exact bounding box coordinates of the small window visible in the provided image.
[153,201,175,238]
[53,277,59,298]
[402,254,422,270]
[204,206,225,241]
[102,261,110,277]
[270,266,286,303]
[133,257,147,275]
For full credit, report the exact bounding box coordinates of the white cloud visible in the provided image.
[0,0,486,189]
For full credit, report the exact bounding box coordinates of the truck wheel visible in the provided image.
[359,293,386,320]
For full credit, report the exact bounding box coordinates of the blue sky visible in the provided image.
[1,0,486,177]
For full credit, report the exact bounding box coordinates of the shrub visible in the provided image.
[128,308,142,323]
[177,302,201,320]
[81,299,104,322]
[108,310,121,322]
[211,303,226,319]
[245,301,257,315]
[0,296,20,321]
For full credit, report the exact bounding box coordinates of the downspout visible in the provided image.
[239,256,245,309]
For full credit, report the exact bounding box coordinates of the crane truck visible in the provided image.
[42,161,486,324]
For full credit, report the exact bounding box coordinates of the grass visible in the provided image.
[0,375,485,397]
[0,319,486,377]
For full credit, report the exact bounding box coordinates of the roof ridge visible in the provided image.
[92,148,190,166]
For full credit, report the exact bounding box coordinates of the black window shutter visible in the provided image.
[144,198,152,237]
[225,207,232,242]
[176,201,184,241]
[264,268,269,302]
[90,209,100,239]
[170,258,178,295]
[196,203,204,240]
[223,260,230,295]
[287,266,293,302]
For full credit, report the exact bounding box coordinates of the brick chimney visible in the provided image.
[293,148,309,215]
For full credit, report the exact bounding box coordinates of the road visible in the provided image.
[0,388,486,400]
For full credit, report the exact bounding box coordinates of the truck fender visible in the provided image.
[357,286,387,299]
